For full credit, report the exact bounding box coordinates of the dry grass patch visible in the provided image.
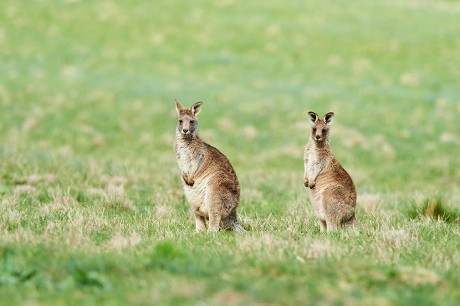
[358,193,384,213]
[379,229,412,249]
[239,234,288,254]
[303,239,336,260]
[107,231,142,251]
[13,185,36,195]
[210,290,253,306]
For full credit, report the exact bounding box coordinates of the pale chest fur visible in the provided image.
[304,145,326,181]
[304,143,329,220]
[174,138,208,212]
[175,139,204,177]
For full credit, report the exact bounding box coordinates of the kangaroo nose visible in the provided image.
[315,135,321,140]
[182,129,189,133]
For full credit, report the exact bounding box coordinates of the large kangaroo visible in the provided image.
[173,100,244,233]
[303,111,356,232]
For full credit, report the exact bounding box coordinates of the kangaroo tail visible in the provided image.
[231,222,246,233]
[221,211,246,233]
[344,216,360,229]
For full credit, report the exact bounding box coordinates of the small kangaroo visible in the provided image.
[303,111,356,232]
[173,99,244,233]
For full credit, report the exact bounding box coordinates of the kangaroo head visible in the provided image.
[175,99,203,138]
[308,111,334,143]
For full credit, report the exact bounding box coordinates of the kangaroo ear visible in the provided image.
[324,112,335,125]
[175,99,185,115]
[190,101,203,116]
[308,111,319,124]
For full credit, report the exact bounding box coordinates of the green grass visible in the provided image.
[1,0,460,305]
[406,195,460,223]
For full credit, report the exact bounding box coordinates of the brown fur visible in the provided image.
[303,111,357,232]
[173,100,243,233]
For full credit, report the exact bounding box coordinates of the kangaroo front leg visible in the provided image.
[208,213,221,233]
[182,173,194,186]
[308,163,324,189]
[308,174,318,189]
[303,171,309,188]
[303,176,309,188]
[303,159,309,188]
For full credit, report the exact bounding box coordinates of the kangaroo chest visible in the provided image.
[175,142,204,177]
[305,147,325,218]
[305,148,323,175]
[175,140,208,211]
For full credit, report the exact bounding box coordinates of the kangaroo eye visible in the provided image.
[322,129,326,133]
[312,128,317,132]
[190,120,195,124]
[179,120,183,124]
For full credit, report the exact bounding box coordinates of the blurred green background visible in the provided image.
[1,0,459,191]
[1,0,459,305]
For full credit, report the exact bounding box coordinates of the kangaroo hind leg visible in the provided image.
[194,212,207,233]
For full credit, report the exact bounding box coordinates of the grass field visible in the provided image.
[1,0,460,305]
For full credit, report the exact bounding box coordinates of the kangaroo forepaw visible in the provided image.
[182,173,194,186]
[309,183,315,189]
